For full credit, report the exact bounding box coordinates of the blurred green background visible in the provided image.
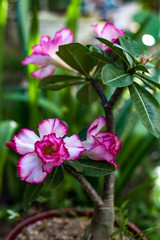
[0,0,159,239]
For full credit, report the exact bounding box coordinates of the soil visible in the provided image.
[15,217,90,240]
[13,217,131,240]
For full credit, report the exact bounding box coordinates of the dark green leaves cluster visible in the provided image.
[98,36,160,139]
[38,35,160,143]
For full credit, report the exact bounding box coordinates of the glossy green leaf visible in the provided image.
[119,36,142,56]
[129,82,160,138]
[118,36,142,65]
[79,159,115,177]
[39,75,85,86]
[102,64,133,87]
[65,160,83,173]
[88,45,114,64]
[113,44,136,67]
[0,120,18,196]
[23,183,43,211]
[135,64,150,73]
[39,80,86,91]
[39,75,86,90]
[135,72,160,89]
[43,165,64,191]
[76,84,98,105]
[97,37,130,65]
[56,43,92,77]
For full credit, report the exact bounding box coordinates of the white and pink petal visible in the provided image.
[31,64,56,80]
[40,35,51,44]
[87,116,107,138]
[91,24,104,36]
[22,53,51,66]
[13,128,40,155]
[42,160,64,174]
[6,141,16,152]
[83,143,114,161]
[32,44,43,53]
[55,28,74,45]
[63,134,85,161]
[17,153,47,183]
[101,22,119,41]
[38,118,68,139]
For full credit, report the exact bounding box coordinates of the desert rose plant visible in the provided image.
[6,23,160,239]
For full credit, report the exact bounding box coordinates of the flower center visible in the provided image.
[44,146,54,155]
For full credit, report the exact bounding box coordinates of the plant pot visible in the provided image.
[5,208,148,240]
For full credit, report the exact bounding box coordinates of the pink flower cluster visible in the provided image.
[6,117,121,184]
[22,23,124,80]
[6,118,84,184]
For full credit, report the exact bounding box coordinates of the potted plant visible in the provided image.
[6,22,159,239]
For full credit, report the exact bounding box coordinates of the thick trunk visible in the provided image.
[84,206,114,240]
[84,173,115,240]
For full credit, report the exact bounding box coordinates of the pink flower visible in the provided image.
[6,118,84,184]
[82,116,121,169]
[22,28,74,80]
[91,22,125,52]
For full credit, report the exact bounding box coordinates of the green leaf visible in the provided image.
[88,45,114,64]
[118,36,142,65]
[56,43,92,77]
[43,165,64,191]
[0,120,18,196]
[119,36,142,57]
[135,64,150,73]
[145,62,154,69]
[113,44,136,67]
[129,82,160,138]
[39,75,86,90]
[135,72,160,89]
[96,37,130,65]
[76,84,98,105]
[102,64,133,87]
[39,81,85,91]
[65,160,83,173]
[23,183,43,211]
[79,159,115,177]
[39,75,85,86]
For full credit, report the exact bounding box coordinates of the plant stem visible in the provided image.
[65,166,103,208]
[107,87,124,110]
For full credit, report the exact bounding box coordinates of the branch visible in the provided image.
[90,78,114,132]
[107,87,124,110]
[90,78,108,112]
[89,79,124,204]
[65,166,103,208]
[64,166,103,208]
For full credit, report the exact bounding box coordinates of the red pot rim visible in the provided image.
[5,208,148,240]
